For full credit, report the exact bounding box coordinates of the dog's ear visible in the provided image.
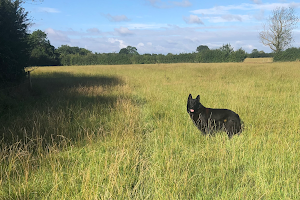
[196,95,200,102]
[188,94,192,99]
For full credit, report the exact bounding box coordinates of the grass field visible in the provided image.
[1,61,300,199]
[243,57,273,63]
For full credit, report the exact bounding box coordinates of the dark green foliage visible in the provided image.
[56,45,92,56]
[119,46,139,55]
[55,45,92,66]
[119,48,129,55]
[273,47,300,62]
[196,45,209,53]
[248,49,274,58]
[28,30,60,66]
[229,48,248,62]
[219,44,234,55]
[199,49,226,63]
[58,46,247,66]
[0,0,30,82]
[249,49,259,58]
[31,43,247,66]
[196,45,246,63]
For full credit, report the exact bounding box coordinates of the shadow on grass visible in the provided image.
[0,72,123,148]
[31,72,122,95]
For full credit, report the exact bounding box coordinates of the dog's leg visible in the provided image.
[225,119,241,138]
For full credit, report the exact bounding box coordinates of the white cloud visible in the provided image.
[250,0,262,4]
[222,14,243,22]
[102,14,130,22]
[37,7,60,13]
[38,2,300,55]
[127,23,167,30]
[146,0,192,8]
[191,3,300,15]
[108,38,127,49]
[87,28,101,34]
[45,28,70,44]
[172,0,192,7]
[183,15,204,24]
[137,43,145,48]
[190,2,300,24]
[114,27,134,36]
[192,6,228,15]
[254,9,265,20]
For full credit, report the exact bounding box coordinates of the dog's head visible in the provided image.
[187,94,202,114]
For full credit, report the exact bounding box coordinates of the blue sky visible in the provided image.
[23,0,300,54]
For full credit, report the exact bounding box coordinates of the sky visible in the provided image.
[23,0,300,54]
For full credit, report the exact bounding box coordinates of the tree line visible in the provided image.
[25,31,277,66]
[57,44,248,66]
[19,29,289,67]
[23,30,250,66]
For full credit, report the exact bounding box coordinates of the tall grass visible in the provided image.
[244,57,273,63]
[1,62,300,199]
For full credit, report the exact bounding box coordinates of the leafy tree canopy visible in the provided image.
[196,45,209,52]
[56,45,92,56]
[119,46,139,55]
[28,30,59,66]
[219,44,234,54]
[0,0,30,82]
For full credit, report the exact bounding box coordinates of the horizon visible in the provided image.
[23,0,300,54]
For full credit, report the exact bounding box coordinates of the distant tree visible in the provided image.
[126,46,139,55]
[29,30,51,47]
[56,45,73,55]
[56,45,91,56]
[0,0,30,82]
[119,46,139,55]
[219,44,234,55]
[251,49,259,54]
[229,48,247,62]
[28,30,59,66]
[250,49,259,58]
[196,45,209,52]
[79,48,92,55]
[259,7,299,53]
[119,48,129,54]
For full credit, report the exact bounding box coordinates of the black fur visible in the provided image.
[187,94,242,138]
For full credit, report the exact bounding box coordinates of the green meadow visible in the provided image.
[1,61,300,199]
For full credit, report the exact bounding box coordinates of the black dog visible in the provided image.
[187,94,242,138]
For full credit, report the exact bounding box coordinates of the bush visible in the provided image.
[273,47,300,62]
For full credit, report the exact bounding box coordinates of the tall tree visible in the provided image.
[259,7,299,53]
[250,49,259,58]
[119,46,139,55]
[196,45,209,52]
[0,0,30,82]
[219,44,234,55]
[28,29,59,66]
